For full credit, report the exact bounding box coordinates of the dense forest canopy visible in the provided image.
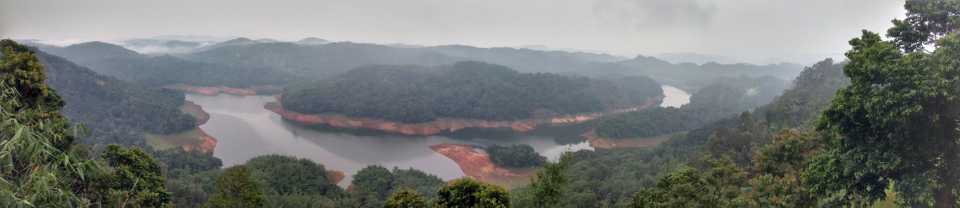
[33,49,197,147]
[282,61,663,123]
[525,58,849,207]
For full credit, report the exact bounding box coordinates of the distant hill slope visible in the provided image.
[186,41,459,78]
[40,41,294,88]
[34,49,197,147]
[37,38,803,92]
[281,61,663,123]
[583,55,802,90]
[184,38,802,91]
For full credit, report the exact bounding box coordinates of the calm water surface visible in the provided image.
[190,85,689,186]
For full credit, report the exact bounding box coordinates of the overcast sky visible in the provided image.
[1,0,905,64]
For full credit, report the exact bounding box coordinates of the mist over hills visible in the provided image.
[25,36,805,93]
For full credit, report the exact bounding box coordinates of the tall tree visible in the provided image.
[98,145,171,206]
[435,178,510,208]
[529,153,571,207]
[816,28,960,207]
[888,0,960,52]
[0,39,170,207]
[384,188,428,208]
[204,165,265,208]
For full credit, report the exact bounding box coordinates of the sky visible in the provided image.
[1,0,906,64]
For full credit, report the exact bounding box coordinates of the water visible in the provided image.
[191,85,689,186]
[660,85,691,108]
[189,95,592,186]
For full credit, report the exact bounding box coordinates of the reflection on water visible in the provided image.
[660,85,691,108]
[189,95,592,186]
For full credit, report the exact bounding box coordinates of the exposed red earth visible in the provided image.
[179,129,218,154]
[582,130,673,149]
[266,95,664,136]
[163,84,281,96]
[326,170,346,185]
[429,144,535,187]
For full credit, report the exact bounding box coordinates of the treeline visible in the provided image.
[487,144,547,168]
[282,61,663,123]
[595,75,787,139]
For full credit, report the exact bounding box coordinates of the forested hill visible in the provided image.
[535,59,848,207]
[183,38,801,90]
[33,49,197,147]
[583,55,802,91]
[281,61,663,123]
[595,75,788,139]
[37,41,294,88]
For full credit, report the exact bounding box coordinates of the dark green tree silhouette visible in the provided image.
[435,178,509,208]
[385,188,428,208]
[204,165,265,208]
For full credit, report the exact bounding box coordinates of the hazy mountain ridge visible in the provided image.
[38,41,294,88]
[32,49,197,147]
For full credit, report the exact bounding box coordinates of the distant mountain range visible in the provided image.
[24,37,808,91]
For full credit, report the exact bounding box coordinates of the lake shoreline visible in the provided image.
[266,95,664,136]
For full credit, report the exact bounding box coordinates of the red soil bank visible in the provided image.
[180,128,218,154]
[164,84,258,96]
[582,130,671,149]
[266,95,663,136]
[326,170,346,185]
[429,144,526,183]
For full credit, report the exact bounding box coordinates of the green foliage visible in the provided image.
[97,145,171,207]
[152,148,222,177]
[204,165,265,208]
[630,158,746,208]
[762,59,849,128]
[282,61,662,123]
[596,76,787,139]
[435,178,510,208]
[887,0,960,51]
[529,153,572,207]
[244,155,341,196]
[349,165,444,208]
[166,170,221,208]
[0,39,92,206]
[35,49,197,147]
[385,188,428,208]
[0,39,170,207]
[595,107,696,139]
[486,144,546,168]
[814,28,960,206]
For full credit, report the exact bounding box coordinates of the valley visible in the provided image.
[180,85,688,187]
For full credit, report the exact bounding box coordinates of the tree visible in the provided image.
[204,165,265,208]
[487,144,547,168]
[816,28,960,207]
[630,158,746,208]
[385,188,428,208]
[435,178,509,208]
[887,0,960,52]
[0,39,172,207]
[529,153,571,207]
[98,145,171,207]
[0,39,92,207]
[350,165,395,207]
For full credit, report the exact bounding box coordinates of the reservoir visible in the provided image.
[192,85,689,186]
